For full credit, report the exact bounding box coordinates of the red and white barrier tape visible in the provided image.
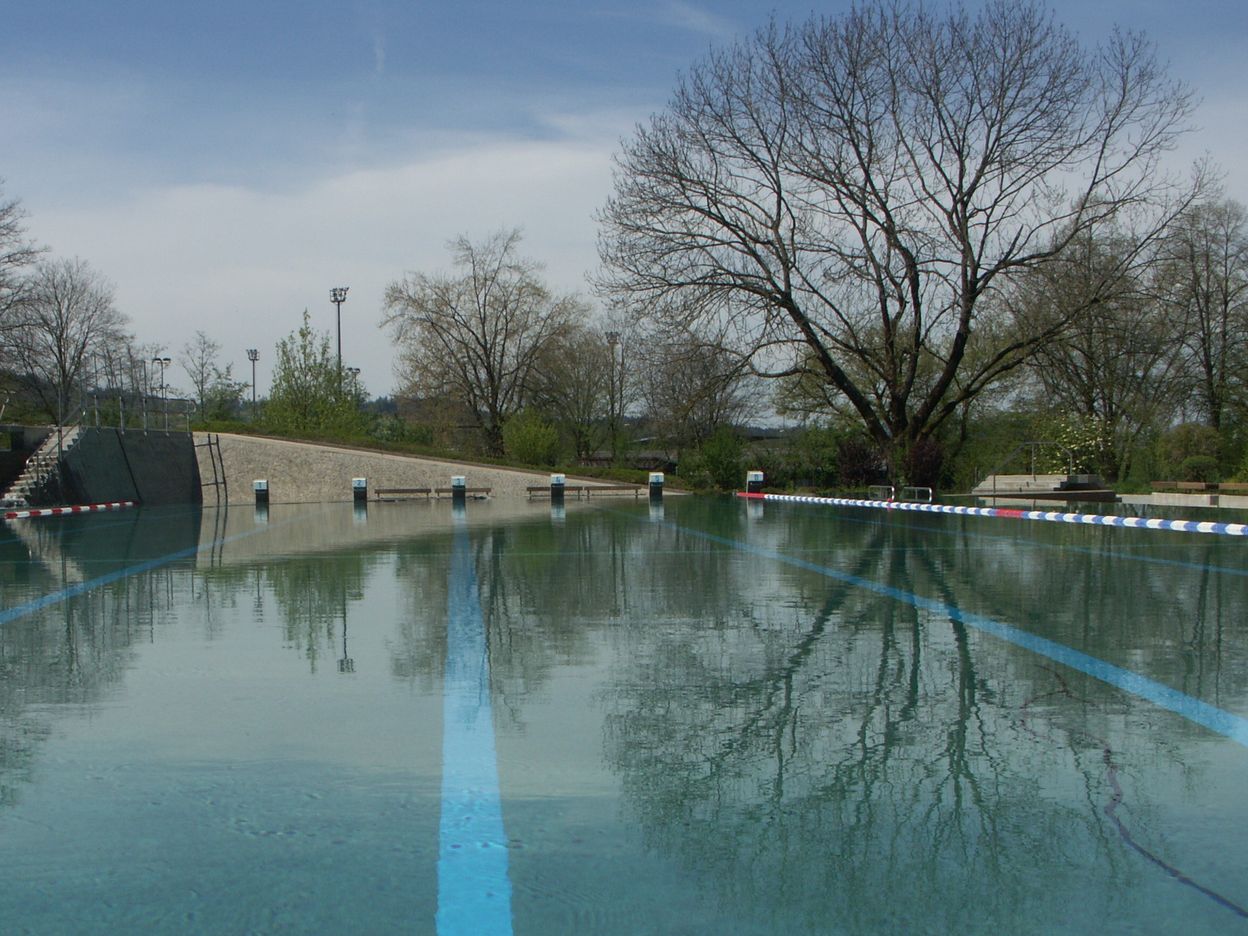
[3,500,136,521]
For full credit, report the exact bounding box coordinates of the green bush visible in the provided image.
[502,411,562,466]
[1179,454,1220,483]
[837,434,886,488]
[675,428,745,491]
[701,427,744,490]
[1156,423,1221,479]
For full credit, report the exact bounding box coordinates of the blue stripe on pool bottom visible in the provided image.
[0,508,324,627]
[437,523,513,936]
[673,515,1248,750]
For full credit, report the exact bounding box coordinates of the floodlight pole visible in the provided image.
[331,286,349,395]
[152,356,171,430]
[246,348,259,420]
[606,331,620,461]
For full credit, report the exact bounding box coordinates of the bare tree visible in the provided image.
[597,0,1196,479]
[180,330,222,415]
[528,324,613,462]
[636,331,759,451]
[1022,229,1185,479]
[11,258,128,425]
[1157,195,1248,430]
[0,180,43,343]
[382,229,583,455]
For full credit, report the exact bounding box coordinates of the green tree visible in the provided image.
[266,311,366,435]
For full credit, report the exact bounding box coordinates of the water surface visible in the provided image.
[2,497,1246,934]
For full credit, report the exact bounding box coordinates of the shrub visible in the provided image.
[1179,454,1219,483]
[700,427,744,490]
[502,411,562,466]
[837,435,886,488]
[1155,423,1221,480]
[902,437,944,488]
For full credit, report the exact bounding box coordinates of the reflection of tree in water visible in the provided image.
[388,541,448,691]
[0,568,178,808]
[596,512,1235,932]
[263,552,374,673]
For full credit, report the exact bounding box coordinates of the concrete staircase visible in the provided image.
[1,426,81,508]
[971,473,1068,495]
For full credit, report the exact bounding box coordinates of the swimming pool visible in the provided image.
[1,496,1246,933]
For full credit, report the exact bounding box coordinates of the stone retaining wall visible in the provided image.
[194,433,618,505]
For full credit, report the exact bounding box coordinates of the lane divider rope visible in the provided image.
[737,492,1248,537]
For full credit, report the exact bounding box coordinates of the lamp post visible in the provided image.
[152,356,171,430]
[606,331,620,462]
[330,286,349,395]
[246,348,259,420]
[91,354,100,428]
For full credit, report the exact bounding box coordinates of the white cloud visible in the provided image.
[33,129,620,396]
[659,1,741,41]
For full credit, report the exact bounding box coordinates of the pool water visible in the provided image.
[2,496,1247,934]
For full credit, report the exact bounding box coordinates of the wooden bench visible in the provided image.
[1151,481,1216,492]
[1218,482,1248,494]
[526,484,645,499]
[528,485,589,498]
[433,486,492,498]
[374,487,432,500]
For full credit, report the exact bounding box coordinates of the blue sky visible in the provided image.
[4,0,1247,395]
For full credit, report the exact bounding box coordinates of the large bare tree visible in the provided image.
[11,257,128,425]
[597,0,1196,478]
[382,229,582,455]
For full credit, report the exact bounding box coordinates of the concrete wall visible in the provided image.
[194,433,615,505]
[56,429,200,506]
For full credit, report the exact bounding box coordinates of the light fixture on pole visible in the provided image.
[330,286,349,394]
[246,348,259,420]
[152,356,171,430]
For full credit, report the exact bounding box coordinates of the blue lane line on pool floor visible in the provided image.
[437,521,513,936]
[670,517,1248,750]
[0,508,325,628]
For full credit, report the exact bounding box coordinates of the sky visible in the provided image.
[3,0,1247,397]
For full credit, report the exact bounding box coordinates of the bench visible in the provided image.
[374,487,432,500]
[433,486,492,498]
[1151,481,1216,492]
[526,484,645,499]
[1218,482,1248,494]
